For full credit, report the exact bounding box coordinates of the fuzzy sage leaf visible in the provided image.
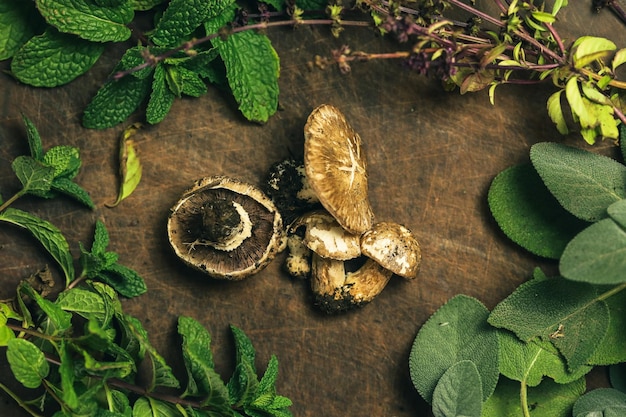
[572,388,626,417]
[432,360,482,417]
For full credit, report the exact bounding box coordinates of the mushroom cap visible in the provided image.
[360,222,421,279]
[310,253,393,313]
[167,176,285,280]
[304,104,374,234]
[291,210,361,260]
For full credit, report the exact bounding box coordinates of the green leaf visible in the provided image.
[432,360,482,417]
[132,397,182,417]
[21,114,44,161]
[6,338,50,389]
[488,277,609,371]
[56,288,108,323]
[151,0,233,46]
[0,1,38,60]
[58,340,78,409]
[572,36,616,69]
[560,218,626,285]
[488,163,587,259]
[83,71,151,129]
[228,325,259,407]
[99,263,147,297]
[256,355,279,396]
[212,29,280,123]
[133,0,167,11]
[498,330,591,387]
[572,388,626,417]
[587,288,626,365]
[409,295,499,404]
[0,304,18,346]
[0,208,74,284]
[530,142,626,222]
[146,64,176,124]
[179,66,208,97]
[178,316,231,411]
[107,125,143,207]
[11,156,55,196]
[613,48,626,71]
[610,363,626,393]
[565,77,594,129]
[19,281,73,333]
[36,0,133,42]
[11,28,104,87]
[51,177,95,208]
[482,377,585,417]
[43,145,81,179]
[547,90,568,134]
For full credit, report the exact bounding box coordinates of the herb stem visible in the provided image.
[447,0,505,28]
[520,380,531,417]
[0,382,44,417]
[0,190,25,213]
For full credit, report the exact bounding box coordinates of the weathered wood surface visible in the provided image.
[0,4,624,416]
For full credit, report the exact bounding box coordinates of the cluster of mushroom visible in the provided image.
[283,104,422,313]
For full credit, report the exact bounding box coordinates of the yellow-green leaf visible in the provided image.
[612,48,626,71]
[573,36,616,69]
[565,77,593,128]
[106,124,143,207]
[547,90,569,134]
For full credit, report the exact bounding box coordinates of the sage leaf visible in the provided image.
[6,338,49,389]
[0,208,74,284]
[498,330,591,387]
[0,1,37,60]
[36,0,133,42]
[560,219,626,285]
[12,156,55,197]
[488,163,587,259]
[178,316,231,411]
[212,29,280,123]
[432,360,482,417]
[107,124,143,207]
[572,388,626,417]
[410,295,499,403]
[146,64,176,124]
[608,199,626,229]
[530,142,626,222]
[610,363,626,393]
[489,277,609,371]
[11,29,104,87]
[482,377,585,417]
[151,0,233,46]
[83,70,151,129]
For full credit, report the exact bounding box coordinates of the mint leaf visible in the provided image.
[36,0,133,42]
[11,28,104,87]
[560,219,626,285]
[146,63,175,124]
[482,377,585,417]
[530,142,626,222]
[133,0,167,11]
[488,277,609,371]
[572,388,626,417]
[19,281,72,333]
[228,325,259,407]
[132,397,180,417]
[91,220,110,255]
[83,71,151,129]
[0,208,74,284]
[99,263,148,297]
[56,288,108,324]
[51,177,95,208]
[432,360,482,417]
[178,66,208,97]
[22,114,44,161]
[409,295,499,404]
[488,163,588,259]
[6,338,49,389]
[178,316,231,412]
[43,145,81,179]
[213,30,280,123]
[0,1,38,60]
[11,156,55,196]
[498,330,591,387]
[58,340,78,409]
[151,0,233,47]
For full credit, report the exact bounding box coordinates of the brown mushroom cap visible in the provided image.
[167,176,285,280]
[291,210,361,260]
[304,104,374,234]
[360,221,421,279]
[310,253,393,313]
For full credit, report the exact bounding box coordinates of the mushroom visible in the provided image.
[361,222,422,279]
[291,211,361,261]
[304,104,374,235]
[283,233,311,279]
[311,253,393,314]
[167,176,285,280]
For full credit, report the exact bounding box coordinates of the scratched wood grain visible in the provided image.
[1,6,624,416]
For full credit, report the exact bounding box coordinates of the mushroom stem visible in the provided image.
[198,200,253,252]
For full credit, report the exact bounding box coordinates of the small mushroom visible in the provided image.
[167,176,285,280]
[283,233,312,279]
[310,253,393,313]
[304,104,374,235]
[361,222,422,279]
[291,210,361,261]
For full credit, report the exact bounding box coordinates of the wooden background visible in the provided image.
[0,3,624,416]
